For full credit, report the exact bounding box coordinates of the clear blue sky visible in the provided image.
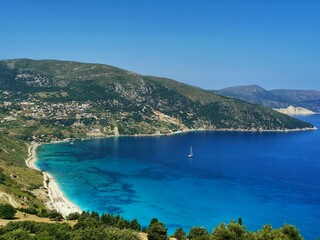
[1,0,319,90]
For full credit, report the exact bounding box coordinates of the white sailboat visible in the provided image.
[188,146,193,158]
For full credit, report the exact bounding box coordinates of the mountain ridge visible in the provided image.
[212,85,320,112]
[0,59,314,142]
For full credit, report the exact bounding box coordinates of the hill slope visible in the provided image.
[213,85,320,112]
[0,59,314,142]
[270,89,320,112]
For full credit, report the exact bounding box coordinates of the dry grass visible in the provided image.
[0,211,77,228]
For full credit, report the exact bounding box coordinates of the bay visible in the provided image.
[36,115,320,239]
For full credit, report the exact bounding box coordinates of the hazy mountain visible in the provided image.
[0,59,313,142]
[213,85,320,112]
[270,89,320,112]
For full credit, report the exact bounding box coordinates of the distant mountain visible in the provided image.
[212,85,320,113]
[0,59,314,142]
[270,89,320,112]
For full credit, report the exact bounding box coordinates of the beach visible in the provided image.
[26,142,82,217]
[24,124,317,217]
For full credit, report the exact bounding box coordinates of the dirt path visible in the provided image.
[0,191,19,208]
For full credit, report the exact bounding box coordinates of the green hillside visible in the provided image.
[0,134,44,209]
[0,59,313,143]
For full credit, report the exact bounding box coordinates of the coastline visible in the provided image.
[26,142,82,217]
[24,125,317,216]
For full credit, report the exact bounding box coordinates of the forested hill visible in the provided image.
[0,59,314,142]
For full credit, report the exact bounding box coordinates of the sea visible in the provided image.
[36,115,320,239]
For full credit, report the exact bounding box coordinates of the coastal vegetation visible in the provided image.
[0,211,304,239]
[0,135,44,209]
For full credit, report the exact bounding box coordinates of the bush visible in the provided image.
[48,210,63,221]
[173,228,187,240]
[19,207,38,215]
[67,212,81,220]
[148,218,167,240]
[0,203,16,219]
[130,218,141,231]
[281,224,303,240]
[188,226,210,240]
[0,172,6,184]
[212,221,245,240]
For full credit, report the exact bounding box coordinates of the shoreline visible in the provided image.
[78,126,318,140]
[25,125,317,216]
[26,142,82,217]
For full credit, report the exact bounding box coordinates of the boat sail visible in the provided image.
[188,146,193,158]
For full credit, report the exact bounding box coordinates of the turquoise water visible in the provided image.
[36,115,320,239]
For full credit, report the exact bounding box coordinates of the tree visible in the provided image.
[212,221,245,240]
[188,226,210,240]
[67,212,80,220]
[173,228,187,240]
[149,218,159,226]
[0,229,32,240]
[130,219,141,231]
[226,220,245,238]
[212,223,229,240]
[281,224,303,240]
[148,219,167,240]
[0,203,17,219]
[91,211,100,221]
[48,210,63,221]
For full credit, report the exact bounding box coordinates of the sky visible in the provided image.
[1,0,319,90]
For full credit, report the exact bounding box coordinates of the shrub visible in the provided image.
[173,228,187,240]
[188,226,210,240]
[19,207,38,215]
[148,219,167,240]
[67,212,81,220]
[0,203,16,219]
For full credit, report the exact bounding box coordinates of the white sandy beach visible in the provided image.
[24,124,317,217]
[26,142,82,217]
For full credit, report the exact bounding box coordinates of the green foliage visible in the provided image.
[0,214,305,240]
[188,226,210,240]
[130,218,141,231]
[0,220,139,240]
[209,221,304,240]
[0,134,28,166]
[281,224,304,240]
[19,207,38,215]
[70,227,140,240]
[48,210,63,221]
[173,227,187,240]
[0,203,16,219]
[66,212,80,220]
[147,218,167,240]
[0,171,5,184]
[0,229,33,240]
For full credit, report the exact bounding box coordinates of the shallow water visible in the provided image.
[36,115,320,239]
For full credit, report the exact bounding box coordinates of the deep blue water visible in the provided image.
[36,115,320,239]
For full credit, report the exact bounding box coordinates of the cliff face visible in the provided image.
[274,105,316,115]
[0,59,314,141]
